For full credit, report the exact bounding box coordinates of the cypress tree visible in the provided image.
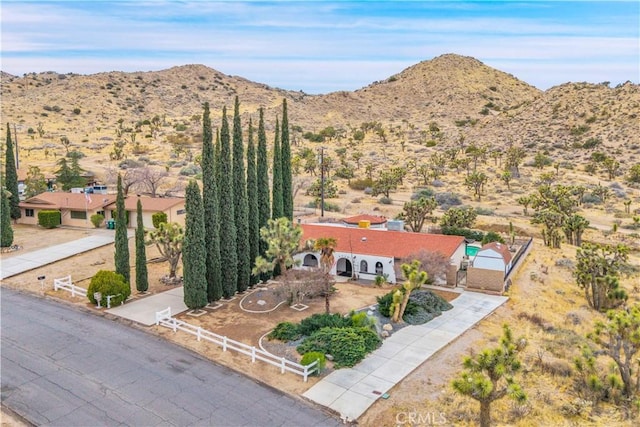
[271,117,283,219]
[257,108,271,281]
[219,106,237,298]
[4,124,20,220]
[281,99,293,221]
[1,189,14,247]
[232,97,250,293]
[215,128,221,189]
[246,118,259,286]
[114,174,131,286]
[134,199,148,293]
[201,102,222,301]
[183,180,208,310]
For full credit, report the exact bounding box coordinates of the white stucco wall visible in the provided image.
[294,251,397,283]
[450,243,466,269]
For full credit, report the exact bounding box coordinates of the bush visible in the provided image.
[435,192,461,207]
[378,196,392,205]
[300,352,326,373]
[482,231,505,245]
[402,290,453,325]
[440,226,484,242]
[87,270,131,307]
[305,200,341,212]
[38,210,61,228]
[298,313,351,336]
[376,290,418,318]
[152,211,167,229]
[90,213,104,228]
[349,178,374,191]
[180,164,201,176]
[268,322,301,341]
[72,108,81,115]
[411,187,435,200]
[297,327,376,368]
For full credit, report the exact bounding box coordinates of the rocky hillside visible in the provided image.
[1,53,638,177]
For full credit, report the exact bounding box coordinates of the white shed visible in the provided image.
[473,242,513,276]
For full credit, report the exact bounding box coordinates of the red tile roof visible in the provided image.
[300,224,464,259]
[341,214,387,225]
[479,242,513,264]
[19,192,116,210]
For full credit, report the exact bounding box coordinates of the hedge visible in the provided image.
[87,270,131,307]
[38,210,61,228]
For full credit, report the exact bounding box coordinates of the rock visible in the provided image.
[381,330,390,338]
[383,323,393,331]
[325,354,334,361]
[367,310,374,316]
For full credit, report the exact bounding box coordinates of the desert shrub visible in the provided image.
[298,313,351,336]
[411,187,435,200]
[87,270,131,306]
[435,192,461,208]
[349,311,375,328]
[379,196,392,205]
[425,140,437,147]
[38,210,61,228]
[90,213,104,228]
[582,137,601,149]
[72,108,81,115]
[300,351,326,372]
[440,226,484,242]
[268,322,301,341]
[152,212,168,228]
[334,166,355,180]
[306,179,338,198]
[481,231,505,245]
[349,178,374,191]
[581,193,603,205]
[475,206,494,216]
[175,123,188,131]
[180,164,201,176]
[119,159,143,169]
[305,200,341,212]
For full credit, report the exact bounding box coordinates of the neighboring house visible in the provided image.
[294,224,466,285]
[18,192,116,228]
[341,214,387,229]
[466,241,515,294]
[104,195,186,228]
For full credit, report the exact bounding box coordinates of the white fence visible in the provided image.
[155,307,318,382]
[54,276,87,298]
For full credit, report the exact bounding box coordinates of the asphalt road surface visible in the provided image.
[1,289,340,426]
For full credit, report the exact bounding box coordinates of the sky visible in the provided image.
[1,1,639,94]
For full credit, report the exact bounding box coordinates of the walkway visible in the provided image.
[302,291,508,422]
[0,233,116,280]
[107,286,188,326]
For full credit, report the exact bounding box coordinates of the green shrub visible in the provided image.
[87,270,131,306]
[481,231,505,245]
[268,322,301,341]
[152,211,168,229]
[297,327,372,368]
[349,311,374,328]
[440,226,485,242]
[73,108,81,115]
[38,210,61,228]
[348,178,374,191]
[300,351,326,373]
[376,290,417,318]
[403,290,453,325]
[425,140,437,147]
[298,313,351,336]
[379,196,393,205]
[90,213,104,228]
[411,187,435,200]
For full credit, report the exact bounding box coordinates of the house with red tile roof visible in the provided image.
[294,224,466,285]
[18,192,117,228]
[103,195,186,228]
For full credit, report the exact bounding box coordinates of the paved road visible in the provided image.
[1,289,339,427]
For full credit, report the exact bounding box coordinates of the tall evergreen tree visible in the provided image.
[271,117,283,219]
[4,124,20,219]
[183,180,208,310]
[219,106,238,298]
[135,199,148,293]
[114,174,131,286]
[246,117,259,286]
[232,97,250,293]
[215,128,221,189]
[257,108,271,281]
[281,99,293,221]
[1,189,14,247]
[201,102,223,301]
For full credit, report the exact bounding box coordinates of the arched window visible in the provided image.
[360,260,368,273]
[375,262,383,275]
[303,254,318,267]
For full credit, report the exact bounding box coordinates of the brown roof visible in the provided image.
[341,214,387,225]
[19,192,116,210]
[105,195,185,212]
[300,224,464,259]
[479,242,513,264]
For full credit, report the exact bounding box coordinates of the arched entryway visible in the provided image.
[303,254,318,267]
[336,258,353,277]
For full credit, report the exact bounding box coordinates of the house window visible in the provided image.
[70,210,87,220]
[25,209,35,217]
[375,262,383,275]
[360,260,368,273]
